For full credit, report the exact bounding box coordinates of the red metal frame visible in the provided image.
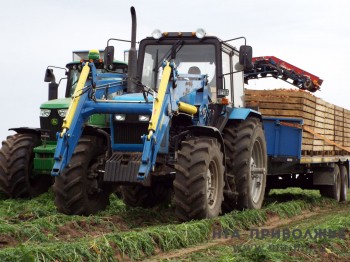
[252,56,323,87]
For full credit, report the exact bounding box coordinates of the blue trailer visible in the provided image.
[263,117,349,201]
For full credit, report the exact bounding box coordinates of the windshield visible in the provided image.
[67,67,126,97]
[141,44,216,88]
[67,69,81,96]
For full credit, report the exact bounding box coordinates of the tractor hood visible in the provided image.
[113,93,153,103]
[40,98,71,109]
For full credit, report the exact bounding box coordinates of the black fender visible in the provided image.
[10,126,111,146]
[9,127,42,137]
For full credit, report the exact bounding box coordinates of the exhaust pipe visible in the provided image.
[127,6,138,93]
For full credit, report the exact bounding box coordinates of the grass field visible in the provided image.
[0,188,348,261]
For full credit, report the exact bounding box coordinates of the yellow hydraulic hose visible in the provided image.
[60,63,90,137]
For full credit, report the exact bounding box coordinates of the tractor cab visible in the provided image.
[136,30,250,108]
[41,50,128,140]
[66,50,128,97]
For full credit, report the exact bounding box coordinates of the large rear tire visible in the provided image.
[319,164,341,202]
[53,136,113,215]
[0,133,52,198]
[174,137,224,221]
[222,118,267,211]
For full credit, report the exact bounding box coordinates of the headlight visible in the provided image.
[151,29,163,39]
[40,109,51,117]
[114,114,126,121]
[57,109,68,118]
[139,115,150,122]
[195,28,206,39]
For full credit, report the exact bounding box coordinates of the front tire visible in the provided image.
[53,136,112,215]
[174,137,224,221]
[222,118,267,211]
[0,133,52,198]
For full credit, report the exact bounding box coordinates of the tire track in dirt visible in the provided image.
[146,207,342,261]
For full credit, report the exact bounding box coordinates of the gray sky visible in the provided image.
[1,0,349,140]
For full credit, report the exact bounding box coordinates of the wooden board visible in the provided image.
[245,89,350,156]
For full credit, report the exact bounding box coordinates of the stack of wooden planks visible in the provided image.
[244,89,350,155]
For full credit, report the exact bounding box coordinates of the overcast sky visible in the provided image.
[1,0,349,140]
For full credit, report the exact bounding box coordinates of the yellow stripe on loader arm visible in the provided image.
[147,62,172,139]
[60,63,91,137]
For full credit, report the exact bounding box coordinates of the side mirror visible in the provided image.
[44,68,56,83]
[48,82,59,100]
[104,46,114,67]
[239,45,253,69]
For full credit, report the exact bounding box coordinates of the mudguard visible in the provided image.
[9,127,42,136]
[228,107,261,120]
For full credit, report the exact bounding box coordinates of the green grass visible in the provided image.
[177,190,350,262]
[176,210,350,262]
[0,188,343,261]
[228,209,350,262]
[0,190,179,247]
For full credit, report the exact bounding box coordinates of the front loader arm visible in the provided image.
[52,62,92,176]
[137,61,173,179]
[137,61,201,180]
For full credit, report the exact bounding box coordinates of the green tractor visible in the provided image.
[0,50,127,198]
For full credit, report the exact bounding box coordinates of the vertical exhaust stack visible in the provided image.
[127,6,138,93]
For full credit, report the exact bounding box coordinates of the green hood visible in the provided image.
[40,98,71,109]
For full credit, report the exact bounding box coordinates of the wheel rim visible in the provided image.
[206,160,218,208]
[250,139,266,204]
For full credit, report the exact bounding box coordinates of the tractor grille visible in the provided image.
[113,115,148,144]
[40,110,64,140]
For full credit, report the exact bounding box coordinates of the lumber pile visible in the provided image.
[244,89,350,155]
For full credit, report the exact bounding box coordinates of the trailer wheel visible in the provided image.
[0,133,52,198]
[340,165,348,202]
[121,183,171,208]
[53,136,112,215]
[174,137,224,221]
[222,118,267,211]
[319,164,341,202]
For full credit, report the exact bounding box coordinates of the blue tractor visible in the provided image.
[51,7,268,220]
